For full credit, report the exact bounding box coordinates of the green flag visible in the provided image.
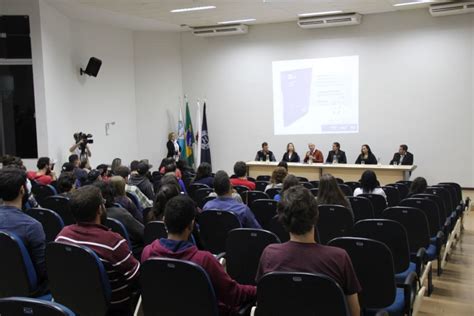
[185,101,195,167]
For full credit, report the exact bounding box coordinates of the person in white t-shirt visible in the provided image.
[353,170,387,201]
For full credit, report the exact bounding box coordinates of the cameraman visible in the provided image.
[69,134,92,161]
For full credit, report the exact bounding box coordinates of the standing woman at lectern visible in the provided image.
[355,144,377,165]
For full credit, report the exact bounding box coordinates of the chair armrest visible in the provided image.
[238,301,255,316]
[215,252,226,266]
[396,271,417,315]
[411,247,426,276]
[436,231,445,254]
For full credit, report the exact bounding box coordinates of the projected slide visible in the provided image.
[273,56,359,135]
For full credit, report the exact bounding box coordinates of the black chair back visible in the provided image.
[382,186,401,207]
[438,182,463,206]
[297,176,309,183]
[25,208,64,242]
[316,205,353,244]
[256,175,271,182]
[0,297,74,316]
[335,178,344,184]
[353,219,410,274]
[246,191,270,206]
[301,182,314,189]
[266,188,281,199]
[0,231,38,297]
[46,242,111,316]
[188,183,210,199]
[396,180,412,187]
[250,199,278,229]
[201,195,216,206]
[412,194,447,225]
[309,180,320,188]
[358,194,387,218]
[255,272,350,316]
[41,196,75,226]
[382,206,430,253]
[31,185,57,206]
[344,181,360,193]
[105,218,131,246]
[426,186,452,216]
[387,183,409,200]
[144,221,168,245]
[400,198,441,237]
[338,184,352,196]
[255,181,269,192]
[434,184,460,209]
[348,196,374,222]
[126,192,142,212]
[197,210,241,254]
[226,229,280,285]
[328,237,397,309]
[193,188,214,208]
[247,176,257,183]
[310,188,319,197]
[141,258,218,316]
[234,185,250,201]
[267,215,289,243]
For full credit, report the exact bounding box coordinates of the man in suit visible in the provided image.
[326,142,347,164]
[255,142,276,162]
[390,144,414,165]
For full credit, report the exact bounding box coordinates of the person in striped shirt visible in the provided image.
[55,185,140,314]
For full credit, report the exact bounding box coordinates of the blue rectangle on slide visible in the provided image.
[280,68,312,127]
[322,124,358,132]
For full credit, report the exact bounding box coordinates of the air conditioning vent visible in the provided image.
[429,1,474,16]
[297,13,362,29]
[191,24,248,37]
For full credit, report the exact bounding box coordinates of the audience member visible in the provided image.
[141,195,256,315]
[274,174,300,202]
[355,144,377,165]
[115,166,153,209]
[255,142,276,162]
[55,186,140,313]
[110,176,143,223]
[27,157,56,185]
[68,154,80,168]
[203,171,261,229]
[164,163,187,193]
[230,161,256,190]
[353,170,387,200]
[326,142,347,164]
[316,174,353,217]
[0,156,38,207]
[111,158,122,175]
[61,162,75,173]
[408,177,428,197]
[256,186,361,316]
[145,184,180,223]
[277,161,288,171]
[193,162,214,187]
[57,172,76,196]
[0,168,47,284]
[264,167,287,192]
[82,169,101,186]
[281,142,300,163]
[129,161,155,200]
[390,144,414,166]
[304,143,324,163]
[159,157,183,179]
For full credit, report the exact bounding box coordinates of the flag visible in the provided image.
[195,101,202,167]
[201,102,212,166]
[185,101,194,166]
[178,107,185,159]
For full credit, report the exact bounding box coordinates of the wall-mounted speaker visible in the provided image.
[80,57,102,77]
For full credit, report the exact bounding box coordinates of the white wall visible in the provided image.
[181,9,474,186]
[133,31,183,168]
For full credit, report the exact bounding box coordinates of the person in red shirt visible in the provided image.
[256,186,361,316]
[27,157,56,185]
[230,161,256,191]
[142,195,256,315]
[303,143,324,163]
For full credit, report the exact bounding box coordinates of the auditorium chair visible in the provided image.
[234,185,250,201]
[25,208,64,242]
[41,196,75,226]
[387,183,409,200]
[344,181,360,193]
[267,215,289,243]
[188,183,210,199]
[139,258,219,316]
[316,205,353,245]
[296,176,309,183]
[252,272,350,316]
[247,176,257,183]
[338,184,352,196]
[382,206,434,295]
[309,180,320,188]
[250,199,278,229]
[255,180,269,192]
[358,194,387,218]
[382,186,401,207]
[0,231,50,299]
[328,237,415,316]
[193,188,214,208]
[426,186,461,241]
[301,182,314,189]
[256,175,271,182]
[396,180,413,187]
[246,191,270,207]
[335,177,344,184]
[0,297,74,316]
[31,184,57,207]
[348,196,374,222]
[224,228,280,285]
[144,221,168,245]
[46,242,111,316]
[309,188,319,197]
[105,218,131,247]
[201,195,216,207]
[197,210,241,254]
[265,188,281,199]
[126,192,143,213]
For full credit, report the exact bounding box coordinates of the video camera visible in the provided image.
[73,132,94,153]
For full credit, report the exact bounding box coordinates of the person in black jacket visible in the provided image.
[326,142,347,164]
[166,132,181,160]
[390,144,414,165]
[281,142,300,163]
[255,142,276,162]
[355,144,377,165]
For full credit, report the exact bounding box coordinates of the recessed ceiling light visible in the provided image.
[171,6,216,13]
[298,10,343,17]
[218,18,256,24]
[393,0,435,7]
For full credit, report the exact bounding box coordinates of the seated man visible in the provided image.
[203,171,261,229]
[390,144,414,165]
[303,143,324,163]
[27,157,56,185]
[115,166,153,209]
[255,142,276,162]
[326,142,347,164]
[230,161,256,191]
[56,172,76,197]
[141,195,256,315]
[256,186,361,316]
[55,186,140,313]
[128,161,155,201]
[0,168,46,284]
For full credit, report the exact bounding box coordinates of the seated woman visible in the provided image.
[110,176,143,223]
[353,170,387,200]
[264,167,288,192]
[407,177,428,197]
[192,162,214,188]
[316,174,353,217]
[355,144,377,165]
[145,183,180,223]
[274,174,300,202]
[281,142,300,163]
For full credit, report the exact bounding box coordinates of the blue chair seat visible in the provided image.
[37,293,53,301]
[395,262,416,284]
[426,244,437,261]
[383,288,405,316]
[430,237,436,244]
